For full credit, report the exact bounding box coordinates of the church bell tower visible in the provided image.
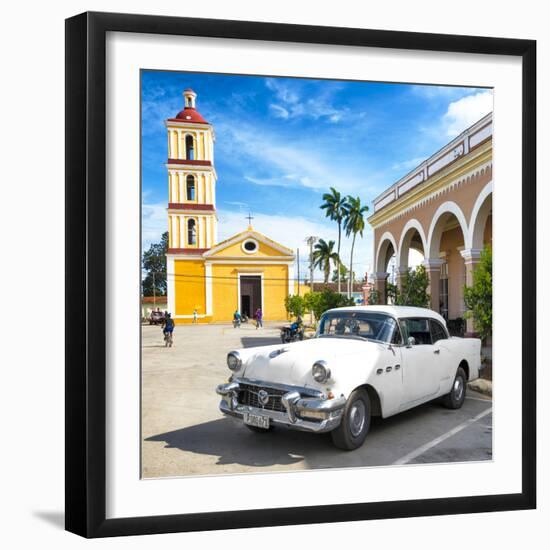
[165,89,217,252]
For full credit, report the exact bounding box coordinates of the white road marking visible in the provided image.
[392,407,493,465]
[466,395,492,402]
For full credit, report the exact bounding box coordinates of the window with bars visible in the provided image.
[186,175,196,201]
[187,219,197,245]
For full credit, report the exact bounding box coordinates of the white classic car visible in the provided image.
[216,305,483,450]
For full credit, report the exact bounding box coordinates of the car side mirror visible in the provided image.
[406,336,416,348]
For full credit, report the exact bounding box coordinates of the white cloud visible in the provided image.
[216,121,382,195]
[142,202,167,250]
[442,90,493,137]
[411,85,477,100]
[265,78,301,104]
[244,175,295,188]
[391,156,426,172]
[269,103,290,119]
[265,78,349,124]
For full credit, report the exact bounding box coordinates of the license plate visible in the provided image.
[244,412,270,429]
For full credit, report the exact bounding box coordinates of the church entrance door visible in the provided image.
[239,275,262,318]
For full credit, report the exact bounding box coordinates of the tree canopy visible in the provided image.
[142,232,168,296]
[393,264,430,308]
[312,239,340,284]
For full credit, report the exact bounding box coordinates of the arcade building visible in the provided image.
[368,113,493,335]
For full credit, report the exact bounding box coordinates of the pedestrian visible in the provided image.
[162,312,175,347]
[233,309,241,328]
[255,307,263,329]
[193,308,198,324]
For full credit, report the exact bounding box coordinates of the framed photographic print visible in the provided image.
[65,11,536,538]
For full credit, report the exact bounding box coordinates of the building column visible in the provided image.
[396,267,408,293]
[373,272,389,304]
[460,248,482,335]
[167,256,175,317]
[423,259,444,313]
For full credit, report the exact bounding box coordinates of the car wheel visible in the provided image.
[442,367,467,409]
[331,388,371,450]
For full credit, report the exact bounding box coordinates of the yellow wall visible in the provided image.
[295,283,311,296]
[211,263,290,322]
[212,239,289,258]
[174,259,209,324]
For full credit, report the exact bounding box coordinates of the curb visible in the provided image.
[468,379,492,397]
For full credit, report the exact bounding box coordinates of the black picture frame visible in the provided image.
[65,11,536,538]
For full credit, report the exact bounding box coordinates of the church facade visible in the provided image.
[165,89,296,324]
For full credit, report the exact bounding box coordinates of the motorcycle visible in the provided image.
[280,323,305,343]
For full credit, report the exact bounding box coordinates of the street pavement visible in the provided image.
[141,322,492,478]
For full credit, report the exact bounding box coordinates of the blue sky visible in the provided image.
[141,70,492,280]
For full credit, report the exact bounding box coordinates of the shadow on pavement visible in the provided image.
[146,416,334,468]
[145,395,492,472]
[142,344,169,348]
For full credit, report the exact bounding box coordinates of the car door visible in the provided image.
[429,318,455,394]
[399,317,442,408]
[370,317,404,417]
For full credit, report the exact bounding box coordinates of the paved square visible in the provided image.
[141,323,492,478]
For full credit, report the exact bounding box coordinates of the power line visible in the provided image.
[142,270,367,285]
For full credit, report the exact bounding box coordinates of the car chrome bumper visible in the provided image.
[216,380,346,433]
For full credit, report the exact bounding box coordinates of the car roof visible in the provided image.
[327,305,447,325]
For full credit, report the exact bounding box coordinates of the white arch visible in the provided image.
[398,219,427,268]
[468,181,493,249]
[375,231,398,273]
[427,201,469,258]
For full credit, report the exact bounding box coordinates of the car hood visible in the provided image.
[238,337,382,388]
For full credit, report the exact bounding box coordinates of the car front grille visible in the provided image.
[238,383,288,413]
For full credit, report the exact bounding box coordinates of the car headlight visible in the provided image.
[227,351,242,371]
[312,360,331,383]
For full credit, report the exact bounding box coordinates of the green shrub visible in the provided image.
[284,294,305,318]
[303,289,354,321]
[395,264,430,308]
[367,289,380,305]
[463,245,492,340]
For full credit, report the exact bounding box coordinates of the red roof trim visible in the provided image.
[167,107,209,125]
[167,118,209,125]
[167,248,210,255]
[142,296,168,303]
[168,203,215,211]
[167,159,212,166]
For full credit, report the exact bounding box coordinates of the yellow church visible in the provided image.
[165,89,296,324]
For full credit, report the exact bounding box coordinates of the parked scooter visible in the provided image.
[280,318,305,343]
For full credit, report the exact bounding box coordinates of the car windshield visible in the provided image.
[317,311,401,344]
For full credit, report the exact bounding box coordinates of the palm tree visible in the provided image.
[312,239,339,284]
[343,196,369,297]
[320,188,348,294]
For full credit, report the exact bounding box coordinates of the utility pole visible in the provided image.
[153,271,156,308]
[306,236,318,325]
[296,248,300,296]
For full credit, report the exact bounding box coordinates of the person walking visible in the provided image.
[162,312,175,347]
[193,308,198,324]
[233,309,242,328]
[255,307,263,329]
